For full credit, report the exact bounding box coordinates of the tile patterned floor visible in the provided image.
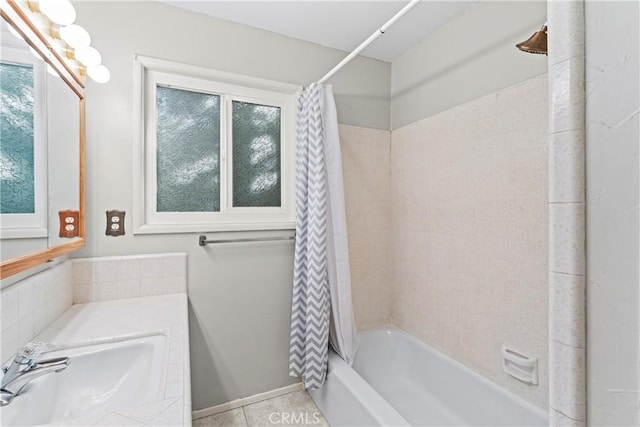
[193,391,328,427]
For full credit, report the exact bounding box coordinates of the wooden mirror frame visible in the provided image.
[0,0,85,279]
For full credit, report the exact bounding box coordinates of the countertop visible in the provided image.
[32,293,191,426]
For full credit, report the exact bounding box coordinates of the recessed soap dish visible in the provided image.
[501,344,538,385]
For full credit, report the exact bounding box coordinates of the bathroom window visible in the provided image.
[155,86,221,213]
[133,56,298,233]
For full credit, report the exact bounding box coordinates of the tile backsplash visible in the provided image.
[0,253,187,363]
[0,261,73,362]
[72,253,187,303]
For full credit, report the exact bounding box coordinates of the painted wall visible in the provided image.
[390,75,549,410]
[72,0,390,411]
[585,1,640,425]
[391,0,547,129]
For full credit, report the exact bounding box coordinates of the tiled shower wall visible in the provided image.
[339,125,393,331]
[389,74,549,410]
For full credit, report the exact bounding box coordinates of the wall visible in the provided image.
[390,75,549,410]
[339,125,392,331]
[585,1,640,425]
[72,0,390,411]
[0,261,73,362]
[391,0,547,129]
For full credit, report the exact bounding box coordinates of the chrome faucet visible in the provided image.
[0,342,70,406]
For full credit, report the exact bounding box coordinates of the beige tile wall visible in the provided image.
[389,74,549,410]
[339,125,393,331]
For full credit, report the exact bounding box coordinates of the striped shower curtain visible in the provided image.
[288,83,358,390]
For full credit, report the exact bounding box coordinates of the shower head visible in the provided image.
[516,25,548,55]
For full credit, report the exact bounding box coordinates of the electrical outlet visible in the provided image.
[106,209,125,236]
[58,210,80,238]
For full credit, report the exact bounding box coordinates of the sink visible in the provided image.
[0,334,166,426]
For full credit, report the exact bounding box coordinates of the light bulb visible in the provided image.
[8,24,23,40]
[59,24,90,48]
[39,0,76,26]
[75,46,101,67]
[87,65,110,83]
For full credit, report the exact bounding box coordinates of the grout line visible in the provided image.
[113,413,144,425]
[550,126,585,135]
[549,52,584,66]
[551,406,586,422]
[550,338,586,350]
[241,405,250,427]
[549,128,585,136]
[550,271,585,277]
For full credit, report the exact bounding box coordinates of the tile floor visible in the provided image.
[193,391,328,427]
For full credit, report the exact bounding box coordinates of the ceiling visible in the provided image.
[158,1,475,62]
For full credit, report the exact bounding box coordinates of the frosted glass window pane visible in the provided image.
[232,101,281,207]
[156,86,220,212]
[0,62,35,214]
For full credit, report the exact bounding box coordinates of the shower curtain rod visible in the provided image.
[318,0,421,84]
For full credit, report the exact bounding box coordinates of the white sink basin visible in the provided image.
[0,334,166,426]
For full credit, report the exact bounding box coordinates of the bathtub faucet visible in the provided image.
[0,342,70,406]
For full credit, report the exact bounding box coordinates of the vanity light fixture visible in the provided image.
[23,0,110,83]
[57,24,91,48]
[87,65,110,83]
[35,0,75,25]
[73,46,101,67]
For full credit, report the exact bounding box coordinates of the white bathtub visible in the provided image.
[309,328,548,426]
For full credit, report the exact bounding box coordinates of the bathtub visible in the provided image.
[309,328,548,426]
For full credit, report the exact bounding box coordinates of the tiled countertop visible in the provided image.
[32,293,191,426]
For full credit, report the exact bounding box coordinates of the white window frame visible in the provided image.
[0,39,48,239]
[133,55,300,234]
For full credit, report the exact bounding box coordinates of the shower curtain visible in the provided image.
[288,83,358,390]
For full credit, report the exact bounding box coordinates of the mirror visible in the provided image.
[0,6,84,280]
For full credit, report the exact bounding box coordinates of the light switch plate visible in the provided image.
[58,210,80,238]
[106,210,125,236]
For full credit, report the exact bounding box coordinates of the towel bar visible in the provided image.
[198,234,295,246]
